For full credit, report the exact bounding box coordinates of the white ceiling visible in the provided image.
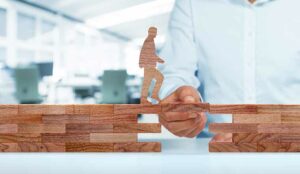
[25,0,174,41]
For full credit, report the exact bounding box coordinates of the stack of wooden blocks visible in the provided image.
[209,104,300,152]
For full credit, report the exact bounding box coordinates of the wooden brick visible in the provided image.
[162,103,209,113]
[113,114,137,123]
[209,123,258,133]
[113,123,161,133]
[90,133,137,143]
[257,105,300,114]
[42,115,89,124]
[66,143,113,152]
[18,143,65,152]
[66,124,113,133]
[90,104,113,115]
[257,123,300,133]
[42,133,90,143]
[18,124,65,133]
[233,133,281,143]
[209,140,257,152]
[0,114,41,124]
[74,105,91,115]
[233,114,281,123]
[0,134,41,143]
[90,115,114,124]
[0,105,18,116]
[18,105,67,115]
[258,143,300,152]
[281,113,300,123]
[0,124,18,133]
[209,104,257,114]
[114,142,161,152]
[114,104,161,114]
[0,143,19,152]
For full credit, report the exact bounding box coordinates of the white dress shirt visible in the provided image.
[159,0,300,106]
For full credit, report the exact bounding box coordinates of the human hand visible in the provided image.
[157,57,165,64]
[159,86,207,138]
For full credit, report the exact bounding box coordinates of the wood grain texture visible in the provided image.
[114,104,161,114]
[42,133,90,143]
[42,115,89,124]
[90,133,137,143]
[0,124,18,133]
[18,105,67,115]
[232,133,281,143]
[113,123,161,133]
[257,123,300,133]
[209,104,257,114]
[0,105,18,116]
[0,134,41,142]
[281,113,300,123]
[18,124,65,133]
[66,124,113,133]
[257,143,300,152]
[17,142,65,152]
[66,143,113,152]
[90,104,114,124]
[0,114,42,124]
[113,114,137,123]
[257,105,300,114]
[0,143,19,152]
[233,114,281,123]
[209,140,257,152]
[209,123,258,133]
[114,142,161,152]
[162,103,209,113]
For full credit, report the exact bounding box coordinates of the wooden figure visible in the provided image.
[139,26,165,104]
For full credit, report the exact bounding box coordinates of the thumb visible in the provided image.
[182,95,196,103]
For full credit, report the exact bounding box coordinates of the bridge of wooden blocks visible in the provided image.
[1,103,300,152]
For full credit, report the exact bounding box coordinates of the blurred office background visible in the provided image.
[0,0,174,105]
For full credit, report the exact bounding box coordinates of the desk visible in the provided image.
[0,138,299,174]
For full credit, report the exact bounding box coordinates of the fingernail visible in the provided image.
[189,113,198,118]
[183,96,196,103]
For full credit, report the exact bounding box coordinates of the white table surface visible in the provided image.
[1,138,300,174]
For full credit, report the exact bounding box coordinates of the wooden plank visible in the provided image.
[257,105,300,114]
[74,105,91,115]
[0,124,18,133]
[66,124,113,133]
[281,113,300,123]
[90,133,137,143]
[42,115,89,124]
[209,139,257,152]
[258,143,300,152]
[233,133,281,143]
[0,105,18,116]
[113,114,137,123]
[162,103,209,113]
[0,134,41,143]
[66,143,113,152]
[114,142,161,152]
[233,114,281,123]
[0,143,19,152]
[42,133,90,143]
[209,123,258,133]
[113,123,161,133]
[114,104,161,114]
[18,143,65,152]
[90,115,114,124]
[209,104,257,114]
[90,105,114,115]
[257,123,300,133]
[18,124,65,133]
[18,105,67,115]
[0,114,41,124]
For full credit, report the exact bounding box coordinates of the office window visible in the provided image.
[17,49,35,64]
[41,20,56,45]
[0,8,6,37]
[39,51,53,62]
[0,47,6,63]
[17,13,36,41]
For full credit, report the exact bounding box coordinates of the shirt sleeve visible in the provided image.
[158,0,200,99]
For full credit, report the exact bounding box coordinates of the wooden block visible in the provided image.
[257,105,300,114]
[42,134,90,143]
[114,104,161,114]
[18,143,65,152]
[161,103,209,113]
[209,123,258,133]
[0,114,42,124]
[233,133,281,143]
[74,105,91,115]
[66,143,113,152]
[257,123,300,133]
[18,124,65,133]
[209,104,257,114]
[0,105,18,116]
[42,115,89,124]
[90,133,137,143]
[258,143,300,152]
[18,105,67,115]
[114,142,161,152]
[209,139,257,152]
[233,114,281,123]
[281,113,300,123]
[0,124,18,133]
[113,114,137,123]
[113,123,161,133]
[90,115,114,124]
[0,143,19,152]
[0,134,41,143]
[66,124,113,133]
[90,104,113,115]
